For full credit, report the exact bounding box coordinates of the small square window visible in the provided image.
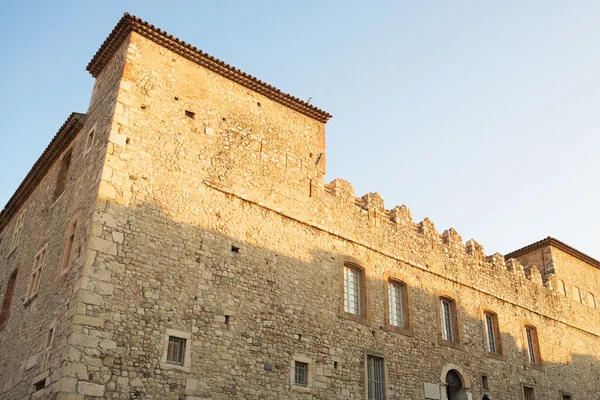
[294,361,308,387]
[166,336,186,366]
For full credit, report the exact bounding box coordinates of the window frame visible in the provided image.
[437,294,461,348]
[383,272,413,335]
[26,244,48,303]
[364,350,387,400]
[52,149,73,203]
[523,323,542,368]
[84,123,97,155]
[9,208,26,255]
[339,257,369,325]
[166,336,186,366]
[60,219,78,274]
[482,309,503,358]
[290,355,313,392]
[522,385,536,400]
[161,328,191,371]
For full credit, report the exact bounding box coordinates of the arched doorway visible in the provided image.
[445,369,463,400]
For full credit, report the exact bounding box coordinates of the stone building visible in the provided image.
[1,13,599,400]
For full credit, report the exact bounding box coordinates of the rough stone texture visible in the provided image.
[1,17,600,400]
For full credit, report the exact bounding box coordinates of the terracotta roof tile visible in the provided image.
[505,236,600,270]
[87,13,332,123]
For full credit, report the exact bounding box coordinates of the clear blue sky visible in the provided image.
[1,1,599,258]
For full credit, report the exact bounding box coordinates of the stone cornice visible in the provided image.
[0,113,86,232]
[86,13,332,124]
[505,236,600,270]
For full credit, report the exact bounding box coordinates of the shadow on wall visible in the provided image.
[75,199,600,400]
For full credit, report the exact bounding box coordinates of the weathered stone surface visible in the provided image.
[1,13,600,400]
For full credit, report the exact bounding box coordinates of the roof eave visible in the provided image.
[86,13,332,124]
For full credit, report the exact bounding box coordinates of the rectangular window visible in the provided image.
[10,210,26,252]
[27,246,48,300]
[53,150,72,201]
[485,314,497,353]
[523,386,535,400]
[344,266,360,315]
[60,221,77,272]
[388,282,403,327]
[166,336,186,365]
[367,355,385,400]
[440,299,453,342]
[294,361,308,387]
[562,395,572,400]
[525,327,537,364]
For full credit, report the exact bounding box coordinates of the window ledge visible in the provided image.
[339,311,369,326]
[384,323,413,337]
[526,362,543,371]
[484,351,504,361]
[439,338,463,350]
[23,294,38,307]
[6,246,17,258]
[160,362,190,373]
[291,385,311,393]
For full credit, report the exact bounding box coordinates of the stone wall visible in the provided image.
[1,23,600,400]
[73,31,600,399]
[0,34,128,399]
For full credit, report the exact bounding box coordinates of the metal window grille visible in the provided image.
[523,386,535,400]
[344,266,360,315]
[526,328,536,364]
[367,355,384,400]
[166,336,186,365]
[440,300,453,342]
[294,361,308,387]
[485,314,496,353]
[388,282,403,327]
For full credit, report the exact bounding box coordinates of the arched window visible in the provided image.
[524,324,541,365]
[53,149,73,202]
[439,297,459,343]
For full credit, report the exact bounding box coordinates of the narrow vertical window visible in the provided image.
[588,293,597,309]
[485,314,496,353]
[367,355,385,400]
[525,325,541,365]
[53,150,73,201]
[27,245,48,300]
[60,220,77,272]
[440,299,454,342]
[166,336,186,365]
[0,269,18,328]
[344,265,361,315]
[84,128,96,154]
[10,210,26,253]
[294,361,308,387]
[388,281,404,328]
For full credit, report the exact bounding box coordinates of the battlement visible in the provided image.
[322,178,575,293]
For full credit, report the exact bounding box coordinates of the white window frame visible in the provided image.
[485,313,497,353]
[388,281,404,328]
[27,245,48,300]
[344,265,361,315]
[440,299,454,342]
[525,327,537,364]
